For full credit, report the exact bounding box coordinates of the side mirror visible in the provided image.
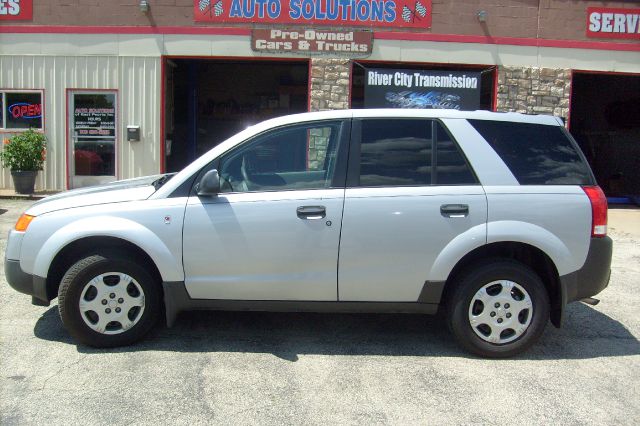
[197,169,220,197]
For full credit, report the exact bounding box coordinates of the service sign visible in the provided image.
[0,0,33,21]
[252,29,372,55]
[195,0,432,29]
[365,68,481,111]
[587,7,640,39]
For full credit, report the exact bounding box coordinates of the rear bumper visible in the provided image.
[561,236,613,303]
[5,258,50,305]
[555,236,612,325]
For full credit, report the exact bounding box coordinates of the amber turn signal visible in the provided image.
[15,214,35,232]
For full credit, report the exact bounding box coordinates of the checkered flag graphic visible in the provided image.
[402,6,413,23]
[214,0,223,16]
[199,0,210,12]
[199,0,223,17]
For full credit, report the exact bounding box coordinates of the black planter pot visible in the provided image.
[11,170,38,194]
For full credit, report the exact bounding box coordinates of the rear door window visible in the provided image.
[359,119,432,186]
[353,118,477,187]
[468,120,594,185]
[435,122,477,185]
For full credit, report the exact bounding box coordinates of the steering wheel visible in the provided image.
[220,173,234,192]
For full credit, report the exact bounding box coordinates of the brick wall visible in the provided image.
[13,1,637,44]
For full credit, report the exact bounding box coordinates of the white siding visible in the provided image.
[0,55,160,190]
[1,32,638,190]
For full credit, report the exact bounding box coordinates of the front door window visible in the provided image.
[218,121,343,193]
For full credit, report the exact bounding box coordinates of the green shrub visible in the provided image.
[0,129,47,171]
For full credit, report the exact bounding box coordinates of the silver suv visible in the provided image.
[4,109,612,357]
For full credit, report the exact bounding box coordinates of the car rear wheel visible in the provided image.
[58,253,161,347]
[447,260,549,358]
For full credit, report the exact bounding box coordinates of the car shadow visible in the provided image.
[33,302,639,361]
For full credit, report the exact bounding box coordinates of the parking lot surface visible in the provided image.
[1,199,639,425]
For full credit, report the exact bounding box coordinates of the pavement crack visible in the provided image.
[38,356,85,391]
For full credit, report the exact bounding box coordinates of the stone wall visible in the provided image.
[307,127,331,170]
[497,67,571,120]
[309,58,350,112]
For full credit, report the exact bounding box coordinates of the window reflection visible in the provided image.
[360,119,432,186]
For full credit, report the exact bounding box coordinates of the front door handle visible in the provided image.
[440,204,469,218]
[297,206,326,220]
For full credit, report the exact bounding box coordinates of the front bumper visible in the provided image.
[5,258,50,306]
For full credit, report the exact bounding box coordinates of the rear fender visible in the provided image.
[487,220,574,275]
[429,223,487,282]
[430,220,571,282]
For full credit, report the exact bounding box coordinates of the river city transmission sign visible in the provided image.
[195,0,432,29]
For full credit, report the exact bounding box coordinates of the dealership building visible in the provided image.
[1,0,638,200]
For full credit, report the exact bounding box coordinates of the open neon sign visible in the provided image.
[8,102,42,119]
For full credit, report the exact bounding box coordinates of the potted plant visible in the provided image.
[1,129,47,194]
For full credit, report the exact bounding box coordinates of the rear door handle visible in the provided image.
[297,206,326,220]
[440,204,469,218]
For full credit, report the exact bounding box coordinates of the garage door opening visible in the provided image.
[163,59,309,172]
[570,72,640,204]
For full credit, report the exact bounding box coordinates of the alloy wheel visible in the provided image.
[78,272,146,335]
[467,280,533,344]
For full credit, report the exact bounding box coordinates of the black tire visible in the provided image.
[447,260,550,358]
[58,253,161,348]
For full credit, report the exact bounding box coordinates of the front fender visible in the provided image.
[31,216,183,282]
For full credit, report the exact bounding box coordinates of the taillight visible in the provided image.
[582,186,608,237]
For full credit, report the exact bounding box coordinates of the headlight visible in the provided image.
[15,214,35,232]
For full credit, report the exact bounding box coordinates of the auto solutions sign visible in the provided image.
[195,0,432,29]
[365,68,481,110]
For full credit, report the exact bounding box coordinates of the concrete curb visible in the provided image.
[0,191,57,201]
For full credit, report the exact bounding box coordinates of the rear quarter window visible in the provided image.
[468,120,594,185]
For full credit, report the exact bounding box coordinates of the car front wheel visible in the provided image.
[58,253,161,347]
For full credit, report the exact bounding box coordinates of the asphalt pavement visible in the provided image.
[1,199,639,425]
